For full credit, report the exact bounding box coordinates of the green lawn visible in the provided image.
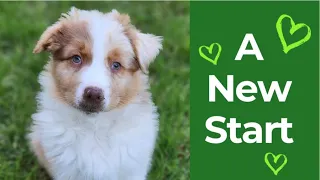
[0,2,189,180]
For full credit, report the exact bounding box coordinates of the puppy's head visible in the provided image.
[34,7,162,114]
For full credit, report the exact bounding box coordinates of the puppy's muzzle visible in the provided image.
[79,86,104,113]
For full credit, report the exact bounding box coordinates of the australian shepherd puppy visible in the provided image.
[28,7,162,180]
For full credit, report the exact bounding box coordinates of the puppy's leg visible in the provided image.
[30,139,53,176]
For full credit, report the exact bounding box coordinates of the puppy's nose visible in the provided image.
[83,87,104,103]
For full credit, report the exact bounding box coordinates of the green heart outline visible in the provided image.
[264,152,288,176]
[198,43,222,65]
[276,14,311,54]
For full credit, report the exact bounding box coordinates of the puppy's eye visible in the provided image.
[111,62,121,71]
[72,55,82,64]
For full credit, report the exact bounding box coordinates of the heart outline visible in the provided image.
[276,14,311,54]
[198,43,222,65]
[264,152,288,176]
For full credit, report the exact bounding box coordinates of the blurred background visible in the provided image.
[0,1,189,180]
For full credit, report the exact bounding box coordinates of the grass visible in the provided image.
[0,2,189,180]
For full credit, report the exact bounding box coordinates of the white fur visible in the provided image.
[28,8,159,180]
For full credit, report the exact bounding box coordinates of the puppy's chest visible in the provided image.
[46,120,128,176]
[68,124,113,154]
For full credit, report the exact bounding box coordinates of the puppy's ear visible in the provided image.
[110,10,163,74]
[33,22,63,54]
[109,9,131,26]
[33,6,80,54]
[133,32,163,74]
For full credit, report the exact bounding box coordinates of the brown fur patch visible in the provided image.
[123,27,142,70]
[106,47,141,110]
[43,20,93,106]
[105,11,152,109]
[113,12,131,26]
[110,11,147,74]
[30,140,53,176]
[108,70,142,110]
[107,48,139,72]
[51,60,80,106]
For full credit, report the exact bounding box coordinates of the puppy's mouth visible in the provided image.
[78,101,104,114]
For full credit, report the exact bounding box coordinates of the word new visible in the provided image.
[209,75,292,102]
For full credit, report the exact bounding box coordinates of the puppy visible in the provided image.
[28,7,162,180]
